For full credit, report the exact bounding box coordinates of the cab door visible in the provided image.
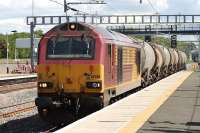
[105,44,115,86]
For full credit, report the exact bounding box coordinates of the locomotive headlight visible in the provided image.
[42,83,47,88]
[86,82,101,88]
[69,23,76,30]
[38,82,53,88]
[92,83,98,88]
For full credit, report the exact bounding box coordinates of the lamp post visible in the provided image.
[6,30,17,73]
[198,36,200,65]
[6,33,9,73]
[11,30,17,61]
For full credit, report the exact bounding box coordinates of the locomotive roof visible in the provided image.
[51,22,139,46]
[82,23,138,44]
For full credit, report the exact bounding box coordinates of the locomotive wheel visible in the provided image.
[78,97,103,118]
[38,108,48,120]
[37,107,75,125]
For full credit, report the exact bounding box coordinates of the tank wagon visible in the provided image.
[191,50,199,62]
[35,22,187,123]
[140,42,186,87]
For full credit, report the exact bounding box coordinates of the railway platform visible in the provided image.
[55,70,199,133]
[0,74,36,88]
[0,73,36,78]
[0,74,36,81]
[138,70,200,133]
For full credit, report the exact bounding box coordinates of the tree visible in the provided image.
[0,30,44,59]
[0,39,6,58]
[34,30,44,37]
[133,35,196,60]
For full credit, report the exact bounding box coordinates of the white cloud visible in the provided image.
[1,0,200,34]
[0,0,58,9]
[149,0,168,11]
[0,18,29,34]
[0,0,169,18]
[104,0,169,13]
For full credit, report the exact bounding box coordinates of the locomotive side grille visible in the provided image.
[122,47,138,81]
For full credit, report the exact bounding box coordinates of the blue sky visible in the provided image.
[0,0,199,41]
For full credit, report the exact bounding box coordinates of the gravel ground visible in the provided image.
[0,111,54,133]
[0,88,75,133]
[0,88,37,109]
[0,105,74,133]
[0,88,54,133]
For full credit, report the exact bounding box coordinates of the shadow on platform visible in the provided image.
[186,122,200,126]
[141,128,200,133]
[140,120,200,133]
[0,114,74,133]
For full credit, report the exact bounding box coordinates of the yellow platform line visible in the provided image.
[117,71,193,133]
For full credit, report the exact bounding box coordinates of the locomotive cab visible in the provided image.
[36,23,105,119]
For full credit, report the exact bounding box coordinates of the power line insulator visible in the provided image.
[64,0,67,12]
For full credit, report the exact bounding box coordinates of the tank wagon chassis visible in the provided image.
[35,22,187,124]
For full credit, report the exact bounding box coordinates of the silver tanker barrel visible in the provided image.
[168,48,176,73]
[183,52,187,64]
[173,49,179,70]
[181,51,187,69]
[162,46,171,67]
[177,50,183,69]
[162,46,171,76]
[151,44,164,80]
[158,45,171,76]
[141,42,156,86]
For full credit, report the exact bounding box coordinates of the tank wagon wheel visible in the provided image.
[37,107,58,125]
[38,107,48,120]
[37,107,55,124]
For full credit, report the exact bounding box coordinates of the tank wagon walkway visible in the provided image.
[55,70,199,133]
[138,70,200,133]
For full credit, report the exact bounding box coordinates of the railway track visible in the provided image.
[0,76,37,118]
[0,100,65,133]
[0,106,36,119]
[0,82,37,93]
[0,75,63,132]
[0,101,36,119]
[0,101,68,133]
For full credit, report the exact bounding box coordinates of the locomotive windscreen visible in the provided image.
[46,36,95,59]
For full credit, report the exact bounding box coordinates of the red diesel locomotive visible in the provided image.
[35,22,186,123]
